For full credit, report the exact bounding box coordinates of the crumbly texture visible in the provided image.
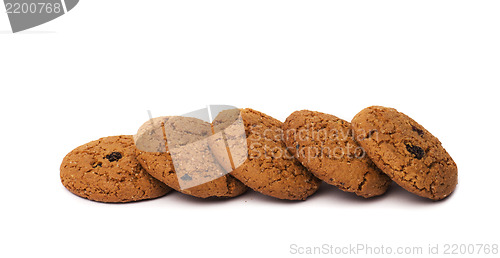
[351,106,458,200]
[135,116,247,198]
[212,108,321,200]
[60,135,171,203]
[283,110,391,198]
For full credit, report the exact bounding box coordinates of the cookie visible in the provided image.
[60,135,171,203]
[134,116,247,198]
[283,110,391,197]
[351,106,458,200]
[211,108,321,200]
[208,108,250,177]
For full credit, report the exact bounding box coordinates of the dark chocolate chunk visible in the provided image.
[405,144,425,160]
[411,125,424,136]
[105,152,122,162]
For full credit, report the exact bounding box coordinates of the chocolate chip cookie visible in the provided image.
[134,116,247,198]
[283,110,391,197]
[211,108,321,200]
[60,135,171,203]
[351,106,458,200]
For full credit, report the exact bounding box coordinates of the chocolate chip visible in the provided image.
[105,152,122,162]
[411,125,424,136]
[406,144,425,160]
[181,174,192,181]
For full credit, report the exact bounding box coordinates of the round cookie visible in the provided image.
[283,110,391,198]
[211,108,321,200]
[134,116,247,198]
[351,106,458,200]
[60,135,171,203]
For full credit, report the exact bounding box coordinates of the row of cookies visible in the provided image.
[60,106,458,202]
[282,107,457,200]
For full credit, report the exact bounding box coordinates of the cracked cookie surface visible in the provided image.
[283,110,391,198]
[214,108,321,200]
[351,106,458,200]
[134,116,247,198]
[60,135,171,203]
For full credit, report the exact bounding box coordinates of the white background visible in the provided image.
[1,1,499,257]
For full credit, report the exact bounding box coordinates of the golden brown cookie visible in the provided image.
[60,135,171,203]
[283,110,391,198]
[351,106,458,200]
[134,116,247,198]
[211,108,321,200]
